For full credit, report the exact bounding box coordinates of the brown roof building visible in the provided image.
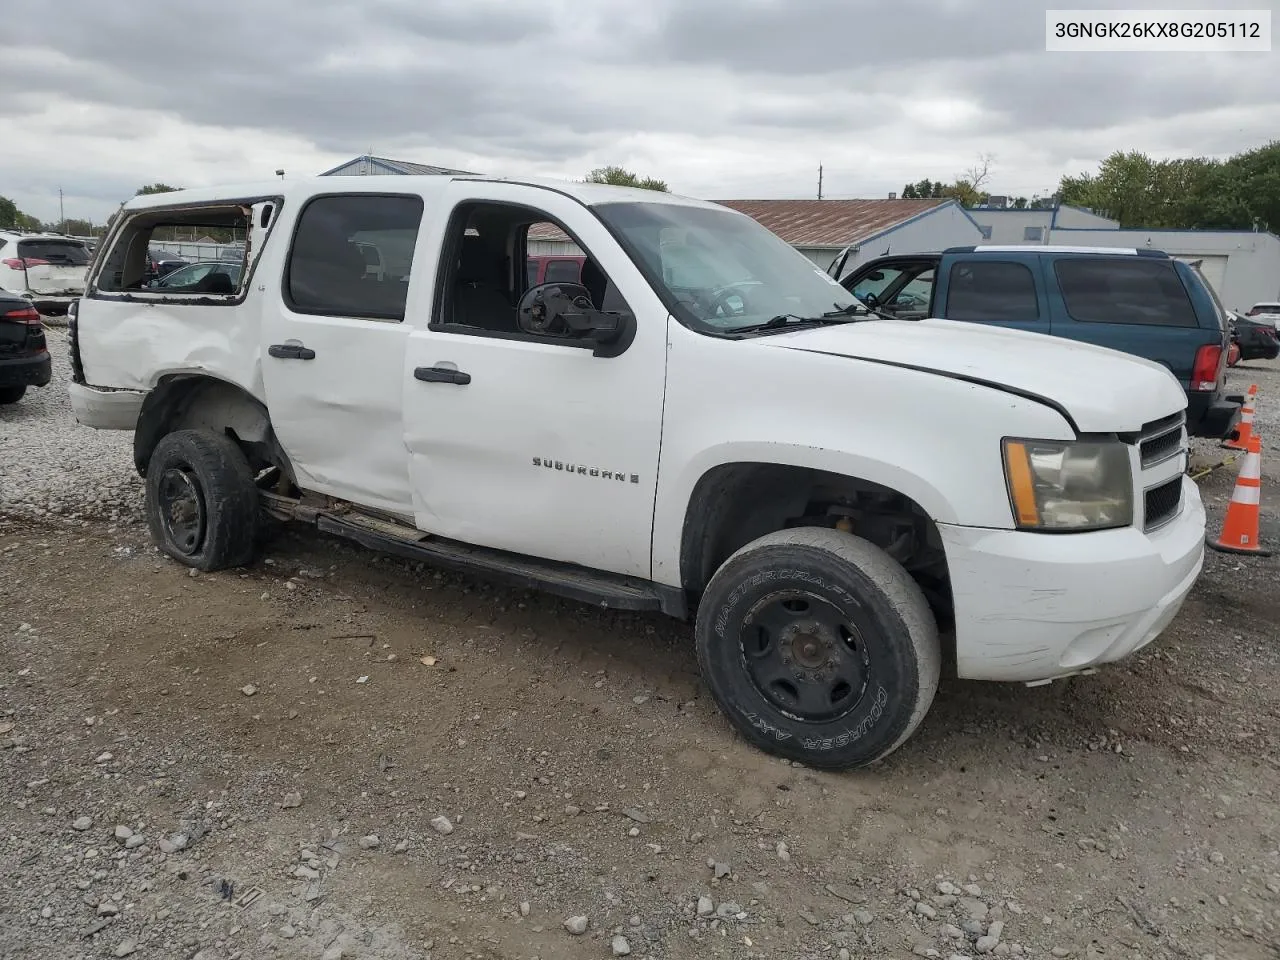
[531,196,984,273]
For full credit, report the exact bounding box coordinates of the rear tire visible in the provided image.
[145,429,260,571]
[694,527,940,769]
[0,386,26,404]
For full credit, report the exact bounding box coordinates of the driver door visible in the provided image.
[400,181,669,579]
[845,257,937,318]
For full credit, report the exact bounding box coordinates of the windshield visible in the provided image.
[155,262,242,288]
[593,201,862,334]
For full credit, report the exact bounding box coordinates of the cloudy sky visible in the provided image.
[3,0,1277,225]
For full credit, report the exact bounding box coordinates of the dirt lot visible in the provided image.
[2,335,1279,960]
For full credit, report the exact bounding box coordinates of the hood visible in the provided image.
[760,318,1187,433]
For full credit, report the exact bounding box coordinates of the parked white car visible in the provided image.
[67,176,1206,768]
[1246,301,1280,329]
[0,231,91,314]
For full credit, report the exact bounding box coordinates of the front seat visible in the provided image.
[580,257,607,309]
[453,235,513,330]
[200,271,236,295]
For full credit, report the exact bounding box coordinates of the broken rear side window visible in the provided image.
[96,204,252,296]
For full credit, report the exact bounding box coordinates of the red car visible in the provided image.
[526,255,584,286]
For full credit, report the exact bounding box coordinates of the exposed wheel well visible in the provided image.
[679,462,954,633]
[133,375,296,488]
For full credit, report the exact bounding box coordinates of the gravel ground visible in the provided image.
[2,333,1279,960]
[0,328,142,524]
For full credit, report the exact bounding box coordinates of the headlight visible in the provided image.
[1002,438,1133,531]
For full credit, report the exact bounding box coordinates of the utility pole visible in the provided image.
[817,165,824,200]
[59,188,65,234]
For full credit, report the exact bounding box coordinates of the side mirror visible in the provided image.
[517,282,635,357]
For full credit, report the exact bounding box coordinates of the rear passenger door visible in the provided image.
[261,193,424,516]
[933,256,1049,334]
[1045,256,1210,387]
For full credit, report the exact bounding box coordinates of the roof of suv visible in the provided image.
[943,244,1166,257]
[118,175,725,214]
[0,231,90,243]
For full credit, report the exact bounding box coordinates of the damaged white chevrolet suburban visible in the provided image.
[67,175,1206,769]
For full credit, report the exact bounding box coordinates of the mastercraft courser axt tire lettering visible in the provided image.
[695,527,941,769]
[145,429,261,572]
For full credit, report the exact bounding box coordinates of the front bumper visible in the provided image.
[940,476,1206,683]
[1241,340,1280,361]
[0,351,52,389]
[69,381,146,430]
[1186,390,1240,439]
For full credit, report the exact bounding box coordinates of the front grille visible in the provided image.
[1138,412,1185,468]
[1144,476,1183,532]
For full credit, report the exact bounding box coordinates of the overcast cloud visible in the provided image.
[1,0,1277,224]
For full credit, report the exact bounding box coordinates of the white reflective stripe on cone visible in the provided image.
[1232,485,1261,506]
[1240,452,1263,480]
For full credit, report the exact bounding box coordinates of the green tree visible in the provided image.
[585,166,669,192]
[900,156,993,206]
[0,196,42,231]
[59,217,100,236]
[1056,146,1280,231]
[137,183,181,195]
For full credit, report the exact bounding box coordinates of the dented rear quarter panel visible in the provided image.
[77,197,278,402]
[76,297,266,401]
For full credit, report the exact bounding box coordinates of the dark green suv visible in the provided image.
[832,245,1240,439]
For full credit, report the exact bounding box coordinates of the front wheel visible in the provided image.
[145,429,261,571]
[695,528,940,769]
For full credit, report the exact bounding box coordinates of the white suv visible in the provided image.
[0,232,91,314]
[1246,301,1280,329]
[67,175,1206,769]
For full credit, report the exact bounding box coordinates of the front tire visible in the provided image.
[145,429,261,571]
[0,385,26,404]
[695,528,940,770]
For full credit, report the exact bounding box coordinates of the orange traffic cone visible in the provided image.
[1207,434,1271,556]
[1223,385,1259,450]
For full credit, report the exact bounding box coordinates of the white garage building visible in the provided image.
[966,203,1280,314]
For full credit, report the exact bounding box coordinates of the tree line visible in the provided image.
[7,147,1275,240]
[0,184,182,237]
[1057,142,1279,231]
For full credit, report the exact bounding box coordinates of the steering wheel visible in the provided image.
[710,284,752,319]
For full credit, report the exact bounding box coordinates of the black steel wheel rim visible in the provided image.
[739,591,871,722]
[158,466,206,556]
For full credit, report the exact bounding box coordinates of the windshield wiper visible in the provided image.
[823,301,871,318]
[735,310,868,334]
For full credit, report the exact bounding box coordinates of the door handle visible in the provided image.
[414,365,471,385]
[268,343,316,360]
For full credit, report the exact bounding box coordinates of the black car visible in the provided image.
[1228,311,1280,364]
[0,291,51,404]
